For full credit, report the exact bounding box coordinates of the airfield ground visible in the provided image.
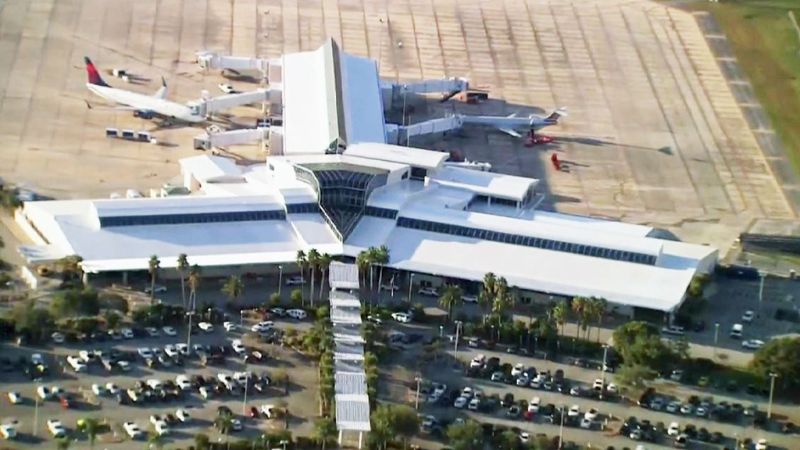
[0,0,796,257]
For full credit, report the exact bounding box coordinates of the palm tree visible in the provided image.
[307,248,321,307]
[479,272,497,324]
[221,275,244,306]
[366,246,379,302]
[296,250,308,304]
[147,431,164,450]
[147,255,160,304]
[571,297,586,340]
[438,284,463,322]
[55,437,72,450]
[188,265,201,308]
[313,417,337,450]
[374,245,390,305]
[56,255,84,284]
[82,417,101,450]
[177,253,189,309]
[591,297,607,342]
[552,301,567,345]
[356,250,370,289]
[318,253,333,302]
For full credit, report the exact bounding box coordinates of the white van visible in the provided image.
[730,323,743,339]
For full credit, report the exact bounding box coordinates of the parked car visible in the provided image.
[742,339,765,350]
[286,309,307,320]
[285,276,305,286]
[417,286,438,296]
[391,312,412,323]
[198,322,214,332]
[218,83,238,94]
[123,421,143,439]
[742,310,755,323]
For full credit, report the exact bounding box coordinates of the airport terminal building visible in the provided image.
[15,39,717,316]
[17,144,717,315]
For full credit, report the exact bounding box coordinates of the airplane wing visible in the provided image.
[84,100,137,111]
[153,77,168,99]
[497,127,522,138]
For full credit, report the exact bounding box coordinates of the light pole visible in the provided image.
[407,273,415,304]
[758,271,766,312]
[599,344,609,400]
[454,320,463,357]
[414,375,422,410]
[713,322,720,360]
[767,372,778,419]
[277,265,283,297]
[558,404,565,450]
[242,366,250,416]
[186,292,197,349]
[439,325,444,338]
[280,439,289,450]
[390,275,396,299]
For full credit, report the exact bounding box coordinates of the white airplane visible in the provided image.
[459,108,568,138]
[83,57,204,124]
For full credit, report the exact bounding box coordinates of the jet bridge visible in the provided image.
[193,126,270,151]
[192,89,272,116]
[382,77,470,110]
[196,51,269,79]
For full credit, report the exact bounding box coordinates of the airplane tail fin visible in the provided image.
[84,57,109,87]
[546,107,568,122]
[153,76,168,99]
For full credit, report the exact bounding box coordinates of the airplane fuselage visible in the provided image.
[459,114,557,130]
[86,83,204,123]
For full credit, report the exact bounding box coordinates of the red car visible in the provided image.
[249,406,260,418]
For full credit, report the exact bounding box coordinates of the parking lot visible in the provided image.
[373,324,800,450]
[0,316,318,449]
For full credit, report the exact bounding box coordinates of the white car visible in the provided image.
[145,327,160,337]
[742,339,765,350]
[461,294,478,303]
[524,396,539,413]
[417,287,438,296]
[755,439,769,450]
[36,386,52,400]
[285,276,305,286]
[66,356,87,372]
[199,386,210,400]
[468,398,480,411]
[469,355,485,369]
[123,421,142,439]
[668,422,680,436]
[606,383,618,394]
[511,363,525,377]
[105,383,119,395]
[121,328,134,339]
[286,309,307,320]
[218,83,238,94]
[432,383,447,397]
[391,312,412,323]
[260,404,276,419]
[224,321,237,332]
[584,408,599,421]
[742,310,755,323]
[679,404,694,415]
[154,420,169,436]
[176,375,192,390]
[251,321,274,333]
[146,379,163,390]
[51,332,65,343]
[580,417,593,429]
[230,418,242,431]
[47,419,66,437]
[162,326,177,336]
[117,360,131,372]
[7,392,21,404]
[149,415,163,427]
[453,396,468,409]
[198,322,214,332]
[91,384,105,396]
[519,431,530,443]
[270,307,286,317]
[568,405,580,417]
[176,409,191,423]
[144,285,167,294]
[0,423,16,440]
[164,345,179,358]
[233,371,250,384]
[231,339,246,354]
[137,347,153,359]
[175,343,189,356]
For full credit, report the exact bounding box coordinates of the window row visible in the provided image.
[364,206,398,219]
[396,217,656,265]
[286,203,319,214]
[99,209,287,227]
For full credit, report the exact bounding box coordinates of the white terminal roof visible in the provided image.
[178,155,242,183]
[431,166,538,202]
[280,39,385,154]
[345,142,448,170]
